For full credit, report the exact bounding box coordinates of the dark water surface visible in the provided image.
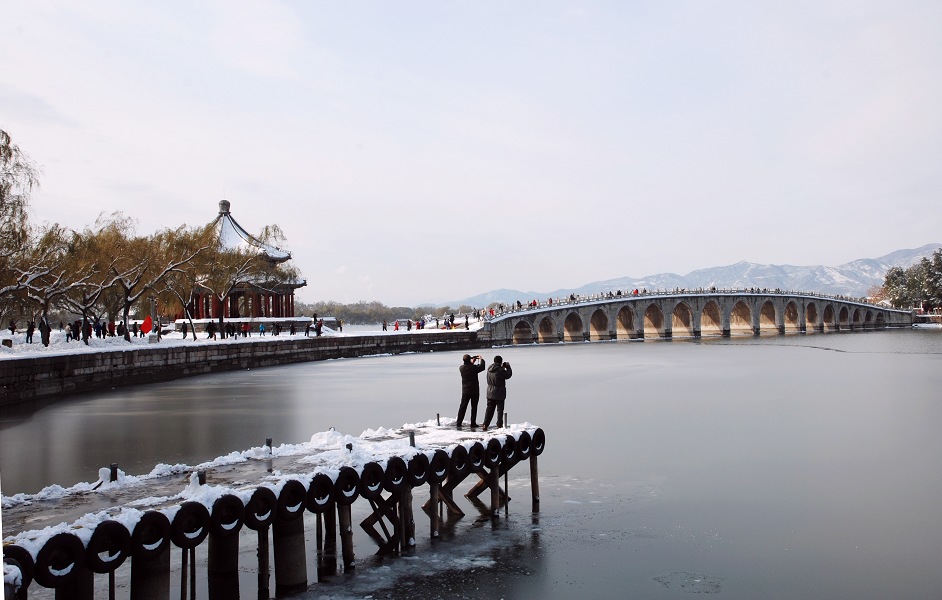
[2,329,941,599]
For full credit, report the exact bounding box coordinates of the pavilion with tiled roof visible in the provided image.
[186,200,306,321]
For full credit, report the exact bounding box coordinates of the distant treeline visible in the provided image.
[296,300,478,325]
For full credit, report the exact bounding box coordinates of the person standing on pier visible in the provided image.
[482,355,512,431]
[456,354,486,429]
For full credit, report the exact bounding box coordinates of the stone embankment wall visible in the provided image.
[0,333,481,407]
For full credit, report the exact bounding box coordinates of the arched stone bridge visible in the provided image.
[478,290,914,345]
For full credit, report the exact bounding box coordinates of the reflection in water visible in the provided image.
[2,329,941,599]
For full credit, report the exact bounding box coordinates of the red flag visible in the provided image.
[141,315,153,334]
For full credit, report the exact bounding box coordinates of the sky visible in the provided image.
[2,1,941,306]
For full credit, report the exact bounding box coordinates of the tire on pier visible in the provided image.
[531,428,546,456]
[467,441,485,471]
[406,452,430,487]
[515,430,532,460]
[501,434,518,464]
[86,520,132,573]
[244,486,277,531]
[427,449,450,484]
[383,456,407,492]
[34,532,85,588]
[359,461,385,500]
[484,438,503,468]
[307,473,335,513]
[276,479,308,521]
[171,501,211,549]
[334,466,360,506]
[211,494,245,538]
[449,444,469,478]
[2,544,35,590]
[131,511,171,559]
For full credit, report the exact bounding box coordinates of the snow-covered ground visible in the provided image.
[0,318,485,361]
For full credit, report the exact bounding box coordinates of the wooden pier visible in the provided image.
[1,422,545,599]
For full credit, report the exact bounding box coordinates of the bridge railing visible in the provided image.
[483,288,898,321]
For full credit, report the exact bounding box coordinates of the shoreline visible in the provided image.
[0,329,483,408]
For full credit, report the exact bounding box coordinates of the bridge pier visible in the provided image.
[693,329,701,338]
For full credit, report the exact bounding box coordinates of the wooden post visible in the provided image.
[399,488,415,552]
[338,504,355,571]
[257,528,270,600]
[489,467,500,515]
[208,531,240,599]
[54,566,94,600]
[130,545,170,600]
[321,503,338,579]
[530,454,540,511]
[429,481,441,540]
[273,515,307,596]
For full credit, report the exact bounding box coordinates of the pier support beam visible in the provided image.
[208,531,240,599]
[273,515,307,596]
[338,504,355,571]
[530,453,540,511]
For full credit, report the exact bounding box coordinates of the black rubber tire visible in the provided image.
[467,441,485,470]
[515,430,532,460]
[501,435,517,463]
[85,520,131,573]
[358,462,385,500]
[244,486,277,531]
[449,444,469,477]
[531,428,546,456]
[406,452,429,487]
[334,466,360,506]
[131,511,171,559]
[2,544,35,590]
[34,532,85,588]
[383,456,407,492]
[427,449,450,484]
[484,437,503,468]
[276,479,307,521]
[306,473,335,513]
[171,501,211,549]
[211,494,245,538]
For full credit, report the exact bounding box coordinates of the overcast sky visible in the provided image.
[3,1,940,306]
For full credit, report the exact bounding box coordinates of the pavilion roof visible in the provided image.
[209,200,291,263]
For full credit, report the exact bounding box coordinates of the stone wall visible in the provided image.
[0,333,481,407]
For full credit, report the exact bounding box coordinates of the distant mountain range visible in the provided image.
[441,243,942,308]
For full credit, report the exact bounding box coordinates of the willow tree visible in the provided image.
[0,129,41,307]
[155,225,212,340]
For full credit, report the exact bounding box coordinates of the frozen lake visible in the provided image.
[2,328,941,599]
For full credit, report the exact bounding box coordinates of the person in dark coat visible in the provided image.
[456,354,486,429]
[482,355,512,431]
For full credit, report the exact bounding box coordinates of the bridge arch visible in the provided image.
[823,304,836,330]
[759,300,777,334]
[589,308,610,341]
[512,320,533,344]
[875,313,886,328]
[644,303,666,338]
[563,312,584,342]
[729,300,753,336]
[616,305,637,339]
[806,302,820,332]
[852,308,863,329]
[537,316,557,343]
[864,310,874,329]
[701,301,723,336]
[784,301,800,333]
[672,302,694,338]
[838,306,850,329]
